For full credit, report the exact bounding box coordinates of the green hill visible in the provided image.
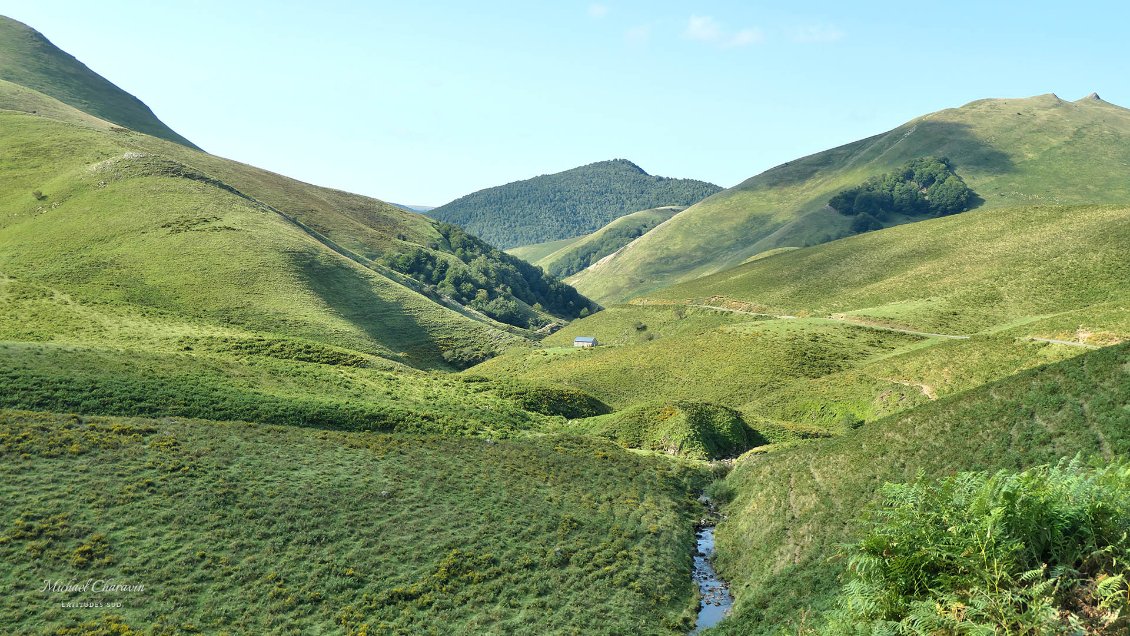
[429,159,720,248]
[570,94,1130,303]
[0,29,608,440]
[708,342,1130,634]
[513,205,684,279]
[572,401,764,461]
[0,16,198,149]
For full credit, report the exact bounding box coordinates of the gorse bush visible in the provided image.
[825,459,1130,634]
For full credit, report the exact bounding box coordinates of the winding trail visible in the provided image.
[668,301,1113,349]
[826,315,970,339]
[684,303,972,340]
[686,304,796,320]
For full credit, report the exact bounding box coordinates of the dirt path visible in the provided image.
[686,304,797,319]
[685,304,975,340]
[825,316,970,340]
[1025,337,1099,349]
[885,378,938,400]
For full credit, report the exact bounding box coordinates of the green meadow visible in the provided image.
[0,411,709,635]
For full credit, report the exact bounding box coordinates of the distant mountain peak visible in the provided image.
[1084,92,1102,101]
[599,159,648,175]
[430,160,720,248]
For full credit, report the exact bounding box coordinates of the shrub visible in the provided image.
[829,157,976,222]
[825,459,1130,634]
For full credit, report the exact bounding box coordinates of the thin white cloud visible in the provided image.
[625,24,651,46]
[685,15,722,42]
[727,28,765,47]
[588,4,609,18]
[788,24,845,43]
[684,15,762,48]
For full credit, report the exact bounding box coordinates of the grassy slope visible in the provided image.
[708,342,1130,634]
[0,275,557,438]
[572,94,1130,302]
[571,401,763,461]
[0,16,198,148]
[0,411,709,635]
[430,159,720,248]
[0,111,521,368]
[650,203,1130,335]
[0,86,543,370]
[507,236,583,263]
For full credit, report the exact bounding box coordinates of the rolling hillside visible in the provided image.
[4,14,1129,635]
[473,202,1128,449]
[649,203,1130,336]
[429,159,720,248]
[0,21,727,634]
[0,16,198,148]
[0,18,610,435]
[511,205,684,278]
[710,342,1130,634]
[571,93,1130,303]
[0,82,603,367]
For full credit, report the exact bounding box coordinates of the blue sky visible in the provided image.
[2,1,1126,205]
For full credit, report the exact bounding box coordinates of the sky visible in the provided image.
[2,1,1127,206]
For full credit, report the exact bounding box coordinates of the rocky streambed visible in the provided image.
[691,497,733,633]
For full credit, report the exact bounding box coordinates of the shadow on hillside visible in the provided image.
[747,119,1014,192]
[294,253,449,370]
[905,120,1015,176]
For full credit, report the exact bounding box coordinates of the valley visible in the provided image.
[1,12,1128,636]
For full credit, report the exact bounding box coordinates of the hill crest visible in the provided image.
[0,15,198,149]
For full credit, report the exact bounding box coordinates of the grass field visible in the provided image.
[506,236,583,264]
[571,94,1130,303]
[472,199,1128,481]
[0,411,710,635]
[3,20,1129,634]
[473,298,1109,434]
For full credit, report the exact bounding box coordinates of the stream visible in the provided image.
[691,503,733,633]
